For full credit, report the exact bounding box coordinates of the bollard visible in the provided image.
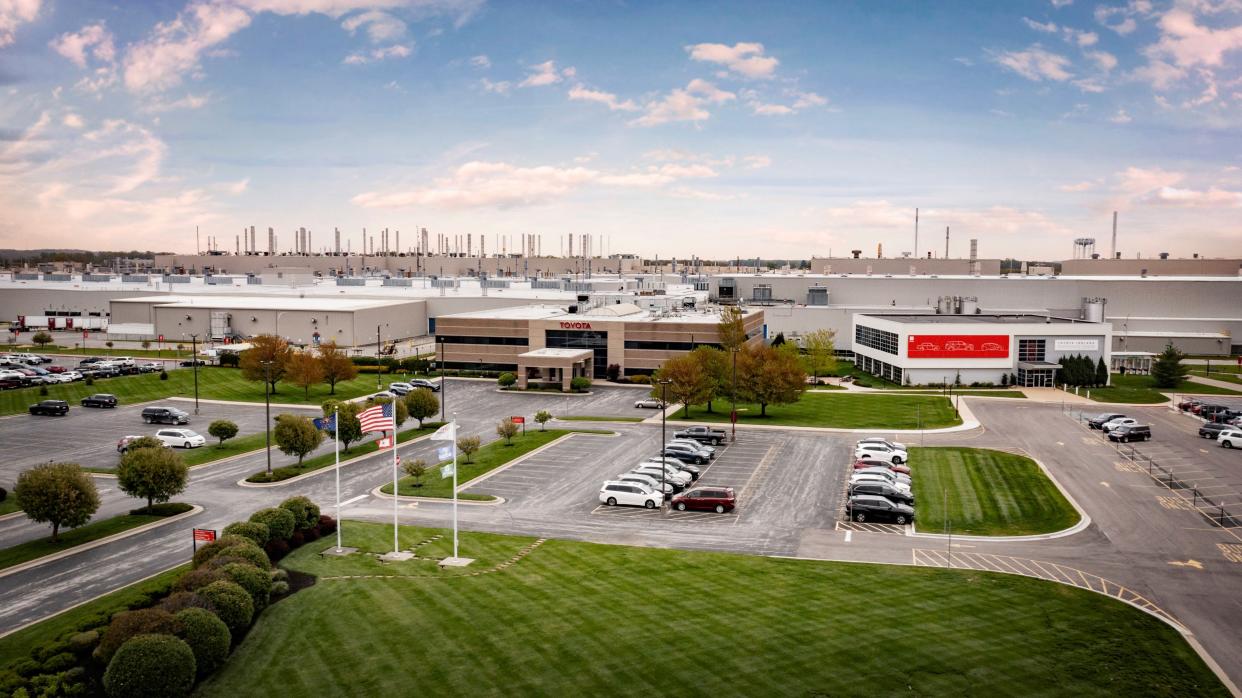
[1193,488,1199,507]
[1221,504,1228,527]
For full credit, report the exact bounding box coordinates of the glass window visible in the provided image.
[1018,339,1045,362]
[854,325,898,355]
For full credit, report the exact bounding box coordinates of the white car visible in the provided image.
[113,357,136,367]
[62,370,84,381]
[1217,429,1242,449]
[668,438,715,456]
[855,443,908,464]
[616,472,673,497]
[851,472,912,493]
[599,480,662,509]
[857,437,907,451]
[1101,417,1138,434]
[632,463,692,488]
[388,382,414,394]
[155,428,206,449]
[854,466,911,486]
[634,397,665,409]
[46,373,75,384]
[369,391,396,401]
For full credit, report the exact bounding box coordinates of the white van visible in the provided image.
[1218,429,1242,449]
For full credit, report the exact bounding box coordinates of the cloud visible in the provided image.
[0,0,40,48]
[1146,186,1242,207]
[223,177,249,194]
[1088,50,1118,71]
[343,43,412,64]
[669,187,734,201]
[1023,17,1059,32]
[685,78,735,104]
[1059,181,1095,191]
[792,91,828,108]
[953,56,975,66]
[1148,8,1242,69]
[751,102,794,116]
[232,0,483,26]
[630,88,711,127]
[62,113,85,129]
[1110,108,1132,123]
[1094,1,1151,35]
[820,200,1076,238]
[1065,28,1098,45]
[686,41,779,79]
[341,10,407,43]
[993,45,1073,81]
[142,93,211,111]
[1050,0,1073,7]
[1073,78,1106,92]
[123,1,253,93]
[50,23,116,68]
[469,54,490,69]
[479,78,511,94]
[567,84,638,111]
[519,60,572,88]
[743,154,771,169]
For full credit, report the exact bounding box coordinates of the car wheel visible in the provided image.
[892,456,903,465]
[713,438,721,445]
[1225,441,1234,449]
[676,502,687,511]
[606,497,617,506]
[854,512,866,523]
[714,504,725,514]
[645,500,656,509]
[144,418,151,424]
[184,441,191,449]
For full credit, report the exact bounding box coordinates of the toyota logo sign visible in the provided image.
[559,321,592,330]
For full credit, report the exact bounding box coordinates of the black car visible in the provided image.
[180,359,206,367]
[141,406,190,424]
[846,494,915,524]
[1088,412,1126,429]
[1199,422,1230,439]
[29,400,70,416]
[81,393,119,408]
[1108,424,1152,442]
[79,357,105,366]
[848,480,915,505]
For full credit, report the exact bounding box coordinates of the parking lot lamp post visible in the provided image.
[438,336,446,422]
[262,360,273,475]
[376,324,383,390]
[189,333,200,415]
[730,347,739,443]
[659,378,672,503]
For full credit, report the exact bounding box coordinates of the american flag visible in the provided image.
[357,402,394,433]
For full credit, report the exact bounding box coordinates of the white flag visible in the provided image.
[436,445,453,461]
[430,422,457,442]
[440,463,455,479]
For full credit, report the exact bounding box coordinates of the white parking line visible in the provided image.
[339,494,368,507]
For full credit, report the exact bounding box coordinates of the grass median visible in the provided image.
[1087,373,1242,404]
[0,500,19,516]
[197,521,1226,697]
[381,429,611,499]
[0,504,194,572]
[556,415,645,422]
[1189,369,1241,385]
[675,392,961,429]
[245,422,445,483]
[909,447,1079,536]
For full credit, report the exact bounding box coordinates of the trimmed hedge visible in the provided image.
[128,502,193,517]
[174,568,227,593]
[249,507,296,542]
[159,591,215,615]
[191,534,256,569]
[202,544,271,572]
[174,608,231,678]
[95,608,183,665]
[220,563,271,611]
[103,634,196,698]
[197,581,254,636]
[279,496,320,530]
[221,521,269,546]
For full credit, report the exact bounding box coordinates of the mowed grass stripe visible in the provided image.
[910,447,1080,536]
[675,392,961,429]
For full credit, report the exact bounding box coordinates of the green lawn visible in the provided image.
[0,499,20,516]
[557,415,645,422]
[0,509,186,571]
[245,422,444,483]
[1189,368,1242,385]
[1087,373,1242,404]
[0,367,389,416]
[197,522,1226,697]
[181,431,272,466]
[38,345,193,359]
[381,429,607,499]
[675,392,961,429]
[0,564,188,669]
[909,447,1080,536]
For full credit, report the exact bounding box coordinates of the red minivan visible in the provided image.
[671,486,736,513]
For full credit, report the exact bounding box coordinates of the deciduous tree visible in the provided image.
[286,351,324,399]
[239,334,292,394]
[273,414,324,466]
[801,329,838,384]
[717,306,747,352]
[456,436,481,464]
[402,459,428,488]
[316,341,357,395]
[31,331,52,348]
[207,420,238,447]
[535,409,552,431]
[654,353,714,417]
[117,446,189,509]
[691,346,728,413]
[738,344,806,416]
[322,400,363,452]
[497,418,518,445]
[404,388,439,428]
[15,462,100,541]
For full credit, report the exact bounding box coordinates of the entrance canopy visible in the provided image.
[1016,361,1060,388]
[518,348,594,392]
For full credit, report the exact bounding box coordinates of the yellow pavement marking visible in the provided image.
[1167,559,1204,570]
[1158,496,1196,511]
[1114,461,1143,473]
[1218,543,1242,563]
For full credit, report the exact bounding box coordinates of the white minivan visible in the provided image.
[1218,429,1242,449]
[155,428,206,449]
[599,481,662,509]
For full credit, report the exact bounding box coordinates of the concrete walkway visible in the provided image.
[1186,374,1242,392]
[1020,387,1095,403]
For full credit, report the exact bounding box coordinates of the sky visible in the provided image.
[0,0,1240,260]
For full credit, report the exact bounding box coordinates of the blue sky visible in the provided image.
[1,0,1239,259]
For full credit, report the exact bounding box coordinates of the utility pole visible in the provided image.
[659,378,671,507]
[376,324,382,390]
[439,337,446,422]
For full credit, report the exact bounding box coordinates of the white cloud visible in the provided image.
[0,0,40,48]
[792,91,828,108]
[123,1,253,93]
[1110,108,1133,123]
[142,93,211,112]
[669,187,734,201]
[686,41,779,79]
[1023,17,1059,32]
[743,155,771,169]
[1088,50,1118,71]
[1064,28,1098,45]
[50,22,116,68]
[685,78,736,104]
[630,88,711,127]
[1059,181,1095,191]
[567,84,638,111]
[1050,0,1073,7]
[233,0,483,26]
[1094,1,1151,35]
[1073,78,1107,92]
[820,200,1076,238]
[751,102,794,116]
[1147,185,1242,207]
[343,43,412,64]
[480,78,511,94]
[224,177,249,194]
[519,60,572,88]
[61,113,85,129]
[341,10,407,43]
[993,45,1074,81]
[1148,8,1242,69]
[953,56,975,66]
[469,54,490,69]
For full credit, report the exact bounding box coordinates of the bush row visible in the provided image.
[0,497,334,698]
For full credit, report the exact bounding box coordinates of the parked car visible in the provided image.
[1101,417,1139,434]
[81,393,118,408]
[1199,404,1230,420]
[848,480,915,505]
[631,463,691,490]
[137,362,162,373]
[368,391,396,402]
[672,425,727,445]
[1108,424,1152,442]
[14,369,45,385]
[387,382,413,395]
[851,472,912,493]
[1178,398,1202,412]
[1088,412,1127,429]
[853,466,911,486]
[668,438,715,457]
[79,356,105,366]
[46,365,66,374]
[410,379,440,392]
[1216,429,1242,449]
[62,370,83,382]
[846,494,915,524]
[856,437,907,451]
[0,377,22,390]
[634,397,666,409]
[644,456,701,480]
[155,428,206,449]
[599,480,661,509]
[854,443,908,465]
[45,372,74,384]
[180,359,207,367]
[141,406,190,425]
[671,486,736,513]
[29,400,70,416]
[854,459,912,475]
[662,443,710,465]
[616,472,673,498]
[1207,409,1242,424]
[1199,422,1230,439]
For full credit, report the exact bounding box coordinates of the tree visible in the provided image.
[737,344,806,416]
[317,341,357,395]
[801,329,837,383]
[535,409,552,430]
[717,306,747,352]
[285,351,324,399]
[498,372,516,387]
[207,420,238,447]
[322,400,363,452]
[497,418,518,445]
[117,446,189,509]
[606,363,621,381]
[31,331,52,348]
[456,436,481,464]
[273,414,324,465]
[14,462,100,542]
[654,353,714,417]
[771,332,786,346]
[1152,342,1189,388]
[239,334,292,393]
[141,340,151,350]
[404,388,439,427]
[402,458,428,488]
[1095,357,1109,387]
[692,346,728,413]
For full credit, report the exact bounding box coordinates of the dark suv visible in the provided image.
[848,480,914,505]
[1108,424,1152,443]
[81,394,119,408]
[1200,422,1229,439]
[141,406,190,424]
[847,494,915,524]
[29,400,70,416]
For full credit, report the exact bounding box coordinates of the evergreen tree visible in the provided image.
[1151,343,1189,388]
[1095,357,1109,387]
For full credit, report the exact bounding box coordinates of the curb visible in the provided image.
[0,510,25,522]
[0,504,203,580]
[369,485,506,506]
[236,432,436,488]
[167,397,320,410]
[496,389,594,396]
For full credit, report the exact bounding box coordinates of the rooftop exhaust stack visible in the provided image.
[944,227,950,259]
[1110,211,1118,260]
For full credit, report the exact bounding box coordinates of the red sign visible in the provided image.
[510,416,525,424]
[378,436,393,450]
[193,529,216,542]
[559,321,592,330]
[158,335,164,342]
[907,334,1010,359]
[82,331,89,339]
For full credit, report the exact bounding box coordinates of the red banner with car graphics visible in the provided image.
[907,334,1010,359]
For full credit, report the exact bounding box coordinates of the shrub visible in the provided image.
[32,640,71,662]
[289,530,305,548]
[159,371,169,380]
[202,543,271,571]
[279,495,320,530]
[270,580,290,596]
[317,514,337,533]
[13,659,40,677]
[41,652,76,673]
[191,534,256,568]
[248,507,296,542]
[159,592,214,615]
[38,385,48,396]
[84,376,94,386]
[129,502,192,517]
[207,420,239,446]
[303,525,321,541]
[271,568,289,582]
[629,374,651,384]
[222,521,269,546]
[218,352,240,368]
[0,486,6,502]
[570,376,591,392]
[197,581,254,636]
[606,363,621,381]
[264,538,290,561]
[95,608,183,664]
[497,372,516,387]
[220,563,271,611]
[103,634,196,698]
[67,630,100,656]
[174,568,227,593]
[174,608,231,678]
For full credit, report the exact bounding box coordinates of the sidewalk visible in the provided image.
[1020,387,1094,404]
[1186,375,1242,392]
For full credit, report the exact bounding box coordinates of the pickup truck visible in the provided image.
[673,425,727,445]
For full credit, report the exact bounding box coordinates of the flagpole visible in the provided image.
[392,424,399,555]
[452,413,459,559]
[334,406,342,552]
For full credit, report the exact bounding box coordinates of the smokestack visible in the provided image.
[334,227,340,255]
[944,226,950,259]
[196,226,200,255]
[914,208,919,259]
[236,234,240,255]
[1111,211,1117,260]
[268,227,274,255]
[396,230,400,255]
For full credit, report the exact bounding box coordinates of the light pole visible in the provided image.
[659,378,672,503]
[262,360,273,475]
[189,333,200,415]
[730,346,739,443]
[438,336,446,422]
[376,324,383,390]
